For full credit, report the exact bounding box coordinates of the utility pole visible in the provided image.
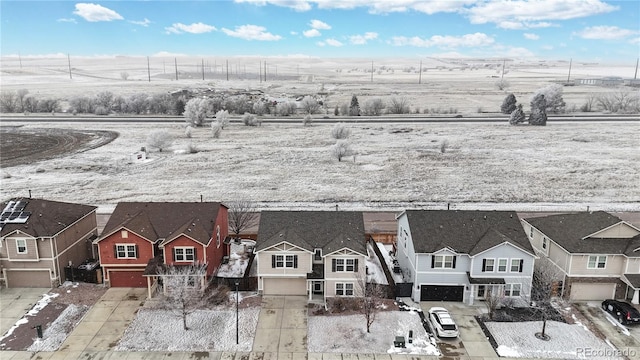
[147,56,151,82]
[501,59,506,80]
[163,61,165,74]
[264,61,267,82]
[418,60,422,84]
[259,61,262,83]
[634,58,639,80]
[174,58,178,80]
[567,58,572,83]
[202,58,205,80]
[67,53,72,79]
[226,60,229,81]
[371,61,374,82]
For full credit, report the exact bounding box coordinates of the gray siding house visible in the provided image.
[396,210,535,305]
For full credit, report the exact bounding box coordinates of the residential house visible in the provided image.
[255,211,367,302]
[94,202,228,297]
[0,198,97,288]
[522,211,640,303]
[395,210,535,305]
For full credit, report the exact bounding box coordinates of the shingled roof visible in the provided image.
[0,198,96,238]
[525,211,640,255]
[404,210,533,256]
[98,202,223,246]
[255,211,367,255]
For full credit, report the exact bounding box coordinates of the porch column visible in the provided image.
[632,289,639,305]
[147,277,152,299]
[308,281,312,301]
[467,285,475,305]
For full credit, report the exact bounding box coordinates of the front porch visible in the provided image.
[466,272,506,305]
[623,273,640,304]
[307,264,325,303]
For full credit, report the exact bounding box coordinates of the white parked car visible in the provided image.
[428,307,460,338]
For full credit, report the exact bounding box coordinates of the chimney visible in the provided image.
[28,189,32,198]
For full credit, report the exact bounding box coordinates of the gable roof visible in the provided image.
[0,198,96,238]
[255,211,367,255]
[98,202,223,246]
[404,210,533,256]
[525,211,640,255]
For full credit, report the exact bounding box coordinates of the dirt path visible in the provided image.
[0,127,118,168]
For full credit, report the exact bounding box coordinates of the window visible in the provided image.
[511,259,523,272]
[174,247,195,262]
[115,244,137,259]
[335,282,354,296]
[334,258,358,272]
[314,249,322,261]
[16,239,27,254]
[482,258,495,272]
[587,255,607,269]
[121,230,128,238]
[272,254,298,269]
[497,259,508,272]
[432,255,455,269]
[505,283,521,297]
[542,237,548,250]
[216,226,221,248]
[529,227,533,238]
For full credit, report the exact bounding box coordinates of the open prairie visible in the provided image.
[1,56,638,210]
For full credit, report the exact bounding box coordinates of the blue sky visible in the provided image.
[1,0,638,63]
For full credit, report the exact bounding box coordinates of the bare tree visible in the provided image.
[530,257,564,340]
[485,288,503,320]
[156,263,207,330]
[120,71,130,80]
[362,98,385,116]
[227,199,259,239]
[146,129,174,152]
[387,97,410,114]
[495,79,510,91]
[16,89,29,112]
[355,268,385,333]
[596,91,640,113]
[184,98,210,126]
[300,96,320,114]
[332,140,352,162]
[0,91,17,113]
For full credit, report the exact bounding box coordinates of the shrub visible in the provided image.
[146,129,174,152]
[339,103,349,116]
[300,96,320,114]
[215,110,230,129]
[362,98,385,116]
[388,97,410,114]
[332,140,352,162]
[331,123,351,139]
[529,94,547,126]
[533,84,565,113]
[509,104,526,125]
[440,140,449,154]
[596,91,640,113]
[253,101,267,116]
[242,113,259,126]
[303,114,312,126]
[495,79,510,90]
[0,91,17,113]
[95,91,114,110]
[348,95,360,116]
[184,98,210,126]
[275,101,296,116]
[185,126,193,138]
[94,106,109,115]
[120,72,129,80]
[211,123,222,138]
[334,105,339,116]
[501,93,517,114]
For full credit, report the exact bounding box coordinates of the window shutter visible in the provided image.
[272,255,276,268]
[193,248,197,261]
[431,256,435,268]
[332,259,336,272]
[173,248,176,262]
[452,256,457,269]
[114,245,118,258]
[519,259,524,273]
[293,255,298,268]
[134,245,139,258]
[354,259,359,272]
[482,259,486,272]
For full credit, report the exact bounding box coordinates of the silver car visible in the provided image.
[428,307,460,338]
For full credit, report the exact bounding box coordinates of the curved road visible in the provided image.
[1,114,638,124]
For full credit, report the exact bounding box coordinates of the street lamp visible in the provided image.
[235,280,239,345]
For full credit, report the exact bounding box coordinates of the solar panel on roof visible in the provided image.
[13,201,26,211]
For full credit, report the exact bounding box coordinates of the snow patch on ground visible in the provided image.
[308,311,439,355]
[485,320,623,359]
[27,305,88,352]
[366,242,388,285]
[217,241,253,278]
[115,307,260,351]
[0,293,59,343]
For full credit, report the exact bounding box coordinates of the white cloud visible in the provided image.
[57,18,77,23]
[574,26,638,40]
[235,0,474,14]
[467,0,617,29]
[151,51,188,57]
[541,45,554,50]
[630,37,640,45]
[303,29,321,37]
[234,0,312,11]
[73,3,123,22]
[165,22,216,34]
[290,31,298,35]
[317,38,343,47]
[349,32,378,45]
[222,25,282,41]
[391,32,495,48]
[309,19,331,29]
[129,18,151,27]
[523,33,539,40]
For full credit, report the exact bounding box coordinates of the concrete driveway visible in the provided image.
[574,302,640,359]
[0,287,51,337]
[252,296,308,356]
[420,301,497,358]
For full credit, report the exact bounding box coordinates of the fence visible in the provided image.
[64,266,102,284]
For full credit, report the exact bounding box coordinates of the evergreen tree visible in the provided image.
[501,93,517,114]
[349,95,360,116]
[529,94,547,126]
[509,104,526,125]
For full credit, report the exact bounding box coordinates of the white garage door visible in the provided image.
[570,283,616,301]
[263,278,307,295]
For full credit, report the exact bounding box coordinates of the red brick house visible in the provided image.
[94,202,228,293]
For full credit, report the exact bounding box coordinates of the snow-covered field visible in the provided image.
[485,320,623,359]
[307,311,439,355]
[2,121,638,209]
[115,307,260,351]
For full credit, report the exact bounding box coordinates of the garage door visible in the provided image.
[263,278,307,295]
[421,285,464,302]
[570,283,616,301]
[109,270,146,287]
[6,270,51,288]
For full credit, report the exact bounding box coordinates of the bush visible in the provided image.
[501,93,517,114]
[215,110,230,129]
[275,101,296,116]
[495,79,510,90]
[440,140,449,154]
[339,103,349,116]
[184,98,210,126]
[596,91,640,113]
[253,101,267,116]
[242,113,259,126]
[184,126,193,138]
[533,84,565,113]
[146,129,174,152]
[211,123,222,139]
[300,96,320,114]
[331,123,351,139]
[332,140,352,162]
[388,97,410,114]
[362,98,385,116]
[529,94,547,126]
[94,106,109,115]
[348,95,360,116]
[303,114,312,126]
[509,104,526,125]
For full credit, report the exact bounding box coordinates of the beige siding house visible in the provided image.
[255,211,367,302]
[0,198,98,288]
[523,211,640,303]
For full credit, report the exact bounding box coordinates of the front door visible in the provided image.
[477,285,486,299]
[313,281,323,294]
